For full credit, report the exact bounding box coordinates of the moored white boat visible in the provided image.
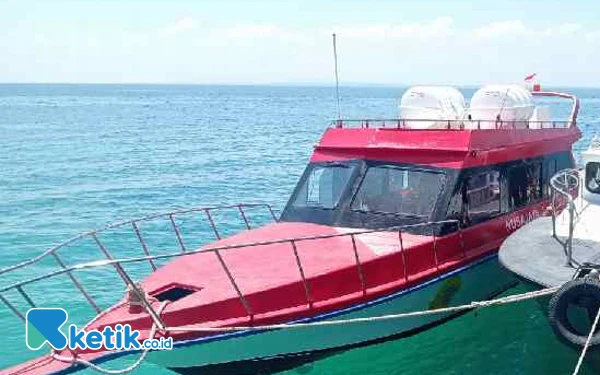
[500,136,600,355]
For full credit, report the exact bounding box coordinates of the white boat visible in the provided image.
[500,136,600,352]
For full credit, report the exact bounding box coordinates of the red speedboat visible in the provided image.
[0,87,581,375]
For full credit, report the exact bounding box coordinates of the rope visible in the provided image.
[49,286,559,373]
[51,302,168,374]
[165,286,559,333]
[572,306,600,375]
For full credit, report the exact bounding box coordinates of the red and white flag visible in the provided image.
[524,73,537,82]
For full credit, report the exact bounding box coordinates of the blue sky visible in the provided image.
[1,0,599,86]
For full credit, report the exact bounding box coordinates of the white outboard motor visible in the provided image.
[467,85,535,129]
[399,86,466,129]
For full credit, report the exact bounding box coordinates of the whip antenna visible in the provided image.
[332,33,342,124]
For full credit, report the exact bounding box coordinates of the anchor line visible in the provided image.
[50,302,168,375]
[572,306,600,375]
[49,286,562,374]
[164,286,559,332]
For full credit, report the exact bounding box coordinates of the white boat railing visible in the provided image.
[0,203,462,332]
[332,118,574,130]
[550,169,581,266]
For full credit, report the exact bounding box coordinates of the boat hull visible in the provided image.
[146,255,515,372]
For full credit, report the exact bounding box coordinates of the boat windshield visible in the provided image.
[281,160,448,228]
[292,162,356,209]
[351,165,445,217]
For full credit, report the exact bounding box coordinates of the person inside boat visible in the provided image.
[351,165,443,218]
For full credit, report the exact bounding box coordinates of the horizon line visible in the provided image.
[1,82,599,89]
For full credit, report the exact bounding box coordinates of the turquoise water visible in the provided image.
[1,84,599,374]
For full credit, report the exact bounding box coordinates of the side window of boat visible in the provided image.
[446,184,465,221]
[466,171,501,222]
[544,157,558,198]
[293,164,354,209]
[508,162,543,210]
[351,165,445,217]
[556,151,575,170]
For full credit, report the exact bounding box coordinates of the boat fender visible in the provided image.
[548,277,600,350]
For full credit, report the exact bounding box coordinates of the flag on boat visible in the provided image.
[524,73,537,82]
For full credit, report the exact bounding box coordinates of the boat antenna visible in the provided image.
[332,33,342,124]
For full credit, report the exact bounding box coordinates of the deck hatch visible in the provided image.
[153,285,197,302]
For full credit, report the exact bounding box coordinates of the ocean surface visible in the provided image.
[1,84,599,374]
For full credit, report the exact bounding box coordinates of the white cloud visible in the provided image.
[472,20,529,38]
[472,21,586,39]
[122,32,150,47]
[157,17,199,38]
[220,24,283,39]
[585,30,600,41]
[206,24,312,45]
[7,17,599,85]
[557,23,583,35]
[389,17,454,38]
[330,17,454,39]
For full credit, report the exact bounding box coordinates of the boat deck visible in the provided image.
[499,217,600,287]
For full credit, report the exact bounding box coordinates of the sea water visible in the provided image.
[1,84,599,374]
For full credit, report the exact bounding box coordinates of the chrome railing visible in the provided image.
[0,208,461,330]
[550,169,581,266]
[332,91,580,131]
[332,118,573,130]
[0,203,277,324]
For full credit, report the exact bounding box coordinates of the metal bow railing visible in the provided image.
[0,203,277,323]
[0,205,462,332]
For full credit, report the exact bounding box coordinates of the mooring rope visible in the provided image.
[50,286,561,374]
[572,306,600,375]
[165,286,559,332]
[50,302,168,375]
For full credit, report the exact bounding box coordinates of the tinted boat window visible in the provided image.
[586,162,600,194]
[467,171,500,221]
[446,184,466,222]
[509,162,543,209]
[351,166,445,217]
[292,163,355,209]
[544,157,558,198]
